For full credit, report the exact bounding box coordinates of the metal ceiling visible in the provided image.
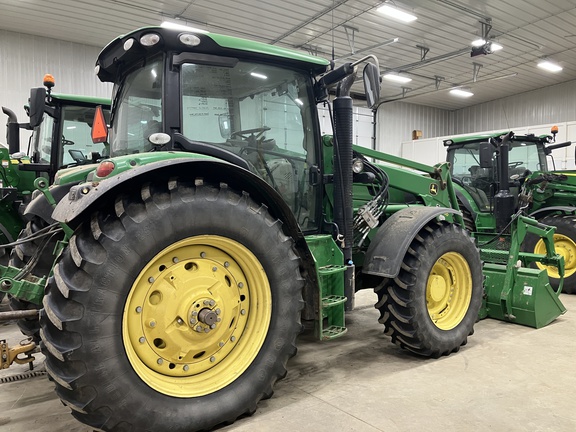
[1,0,576,111]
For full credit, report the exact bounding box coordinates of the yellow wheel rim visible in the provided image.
[426,252,472,330]
[123,235,271,397]
[534,234,576,279]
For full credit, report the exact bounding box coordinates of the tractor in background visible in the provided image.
[0,27,566,432]
[445,131,576,292]
[0,76,110,327]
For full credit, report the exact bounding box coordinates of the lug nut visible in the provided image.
[238,282,244,288]
[139,337,145,343]
[157,358,163,365]
[224,261,230,268]
[209,300,215,307]
[135,306,142,313]
[149,320,156,327]
[241,309,246,315]
[190,318,197,325]
[173,257,179,263]
[148,277,155,283]
[183,365,189,371]
[196,326,203,332]
[210,356,216,362]
[215,309,221,315]
[177,318,184,325]
[200,252,206,258]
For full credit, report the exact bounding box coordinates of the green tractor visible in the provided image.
[0,76,110,322]
[445,131,576,292]
[0,27,566,431]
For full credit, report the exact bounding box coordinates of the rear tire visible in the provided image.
[40,178,304,432]
[522,214,576,294]
[375,221,483,357]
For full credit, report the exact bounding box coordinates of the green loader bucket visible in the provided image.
[483,263,566,328]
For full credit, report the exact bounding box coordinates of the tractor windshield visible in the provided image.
[109,57,163,156]
[33,105,110,167]
[449,139,547,210]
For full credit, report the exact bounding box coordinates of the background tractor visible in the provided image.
[445,131,576,292]
[0,27,566,432]
[0,76,110,325]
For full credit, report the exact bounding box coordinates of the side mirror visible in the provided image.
[28,87,46,128]
[218,114,232,139]
[479,142,493,168]
[363,63,381,109]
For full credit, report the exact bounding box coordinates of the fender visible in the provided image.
[24,183,77,223]
[52,158,319,307]
[529,206,576,219]
[453,187,477,217]
[362,206,461,279]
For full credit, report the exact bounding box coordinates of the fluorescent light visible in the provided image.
[377,5,417,22]
[250,72,268,80]
[538,60,563,72]
[450,88,474,98]
[161,21,209,33]
[66,126,76,130]
[383,73,412,83]
[151,69,157,78]
[294,98,304,106]
[472,38,486,47]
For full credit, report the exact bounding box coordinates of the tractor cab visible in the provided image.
[445,133,549,214]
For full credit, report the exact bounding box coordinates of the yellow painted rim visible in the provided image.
[123,235,271,397]
[426,252,473,330]
[534,233,576,279]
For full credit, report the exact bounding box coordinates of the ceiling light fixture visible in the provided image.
[383,73,412,83]
[450,87,474,98]
[473,39,503,51]
[377,5,417,22]
[161,21,209,33]
[537,59,563,72]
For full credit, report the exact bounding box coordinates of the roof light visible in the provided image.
[43,74,55,89]
[377,5,417,22]
[161,21,209,33]
[383,73,412,83]
[179,33,201,46]
[538,59,563,73]
[140,33,161,47]
[148,133,171,146]
[294,98,304,106]
[450,88,474,98]
[123,38,135,51]
[250,72,268,80]
[472,38,486,47]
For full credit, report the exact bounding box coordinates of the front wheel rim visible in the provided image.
[123,235,271,397]
[426,252,473,330]
[534,234,576,279]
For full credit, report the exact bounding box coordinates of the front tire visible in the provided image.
[40,179,304,432]
[522,214,576,294]
[375,221,483,358]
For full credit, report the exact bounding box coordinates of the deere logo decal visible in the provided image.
[429,183,438,195]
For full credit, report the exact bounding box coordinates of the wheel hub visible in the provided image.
[535,233,576,279]
[123,235,271,397]
[426,252,472,330]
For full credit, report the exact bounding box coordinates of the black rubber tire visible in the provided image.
[8,217,59,341]
[374,221,483,358]
[40,179,304,432]
[522,214,576,294]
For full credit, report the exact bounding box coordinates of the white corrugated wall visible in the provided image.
[453,79,576,134]
[375,101,453,156]
[0,29,111,149]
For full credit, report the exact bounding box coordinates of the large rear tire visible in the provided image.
[375,221,483,357]
[40,179,304,432]
[522,214,576,294]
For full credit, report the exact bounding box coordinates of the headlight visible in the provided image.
[352,158,364,174]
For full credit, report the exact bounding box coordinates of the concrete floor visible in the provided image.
[1,290,575,432]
